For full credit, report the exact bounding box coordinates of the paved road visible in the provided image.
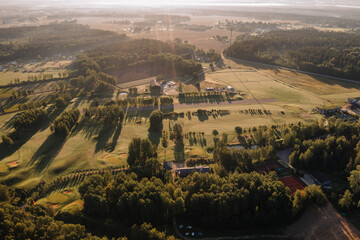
[276,148,293,164]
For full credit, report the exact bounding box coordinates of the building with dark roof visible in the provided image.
[150,79,161,92]
[312,171,331,188]
[175,166,210,177]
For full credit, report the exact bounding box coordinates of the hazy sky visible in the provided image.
[1,0,360,8]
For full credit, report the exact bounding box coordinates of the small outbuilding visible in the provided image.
[150,79,161,92]
[175,166,210,177]
[227,86,235,92]
[312,171,331,188]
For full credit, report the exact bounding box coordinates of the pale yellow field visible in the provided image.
[0,70,62,86]
[217,58,360,108]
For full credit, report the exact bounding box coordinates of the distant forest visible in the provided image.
[0,21,125,61]
[224,29,360,79]
[73,39,202,81]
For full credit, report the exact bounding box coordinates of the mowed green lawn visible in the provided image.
[0,59,354,191]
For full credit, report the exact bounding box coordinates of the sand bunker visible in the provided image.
[7,161,19,168]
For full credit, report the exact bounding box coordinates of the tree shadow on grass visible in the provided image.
[94,124,117,153]
[71,119,102,140]
[3,97,28,111]
[39,106,64,132]
[28,134,66,174]
[160,104,174,113]
[148,129,162,147]
[0,107,64,160]
[111,124,123,149]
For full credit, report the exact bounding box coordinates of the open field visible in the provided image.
[73,16,242,51]
[217,58,360,108]
[285,202,360,240]
[36,188,82,215]
[0,70,59,86]
[128,28,241,51]
[0,45,359,219]
[1,57,352,190]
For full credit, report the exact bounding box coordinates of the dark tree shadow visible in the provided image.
[71,119,102,140]
[72,97,84,109]
[174,144,185,162]
[202,138,207,146]
[160,104,174,113]
[28,134,66,173]
[39,106,64,131]
[148,129,162,147]
[3,97,28,111]
[111,124,123,149]
[0,107,64,160]
[94,124,117,153]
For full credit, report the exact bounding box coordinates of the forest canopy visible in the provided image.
[224,29,360,79]
[72,39,202,82]
[0,21,126,61]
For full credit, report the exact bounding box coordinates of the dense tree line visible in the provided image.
[127,138,157,167]
[83,104,124,125]
[160,97,173,106]
[130,223,177,240]
[225,29,360,79]
[70,70,116,94]
[19,100,47,111]
[1,184,177,239]
[218,20,280,33]
[50,109,80,137]
[178,91,228,104]
[72,39,202,79]
[195,48,222,63]
[1,109,48,146]
[12,109,47,133]
[289,119,360,171]
[213,134,277,173]
[78,171,325,229]
[289,136,354,170]
[0,21,125,61]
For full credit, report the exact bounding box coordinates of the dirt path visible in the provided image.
[285,202,360,240]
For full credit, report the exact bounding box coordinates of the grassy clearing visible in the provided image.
[0,164,8,174]
[0,70,60,86]
[36,188,82,215]
[225,59,360,106]
[0,88,12,98]
[0,59,71,86]
[208,69,326,108]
